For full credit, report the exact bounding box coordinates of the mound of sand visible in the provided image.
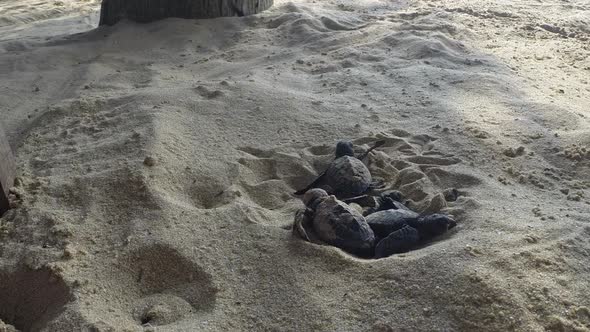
[0,0,589,330]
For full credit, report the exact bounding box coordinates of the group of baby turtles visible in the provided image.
[292,141,457,259]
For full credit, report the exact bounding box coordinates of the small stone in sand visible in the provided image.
[144,156,157,167]
[443,188,459,202]
[567,191,584,201]
[503,146,525,157]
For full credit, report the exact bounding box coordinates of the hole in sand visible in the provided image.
[125,244,217,312]
[133,294,194,326]
[0,267,72,332]
[187,176,233,209]
[289,135,468,259]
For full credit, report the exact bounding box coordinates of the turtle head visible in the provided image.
[419,214,457,236]
[429,214,457,229]
[302,188,329,209]
[379,190,403,208]
[380,190,403,201]
[335,141,354,158]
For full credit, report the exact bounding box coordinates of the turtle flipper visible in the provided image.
[341,194,375,207]
[374,225,419,259]
[363,193,408,216]
[293,208,312,241]
[294,170,327,195]
[380,190,403,205]
[368,179,386,191]
[357,140,385,160]
[293,208,327,244]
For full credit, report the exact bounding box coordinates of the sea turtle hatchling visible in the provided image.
[374,225,420,259]
[365,208,457,257]
[366,206,456,239]
[294,140,384,198]
[293,188,376,256]
[293,189,448,258]
[292,189,456,258]
[406,214,457,240]
[365,208,420,239]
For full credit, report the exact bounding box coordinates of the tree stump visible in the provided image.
[0,125,16,216]
[99,0,274,25]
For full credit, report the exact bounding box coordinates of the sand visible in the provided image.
[0,0,589,330]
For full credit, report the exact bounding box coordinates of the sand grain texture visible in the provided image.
[0,0,589,331]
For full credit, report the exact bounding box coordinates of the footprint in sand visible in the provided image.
[235,147,313,210]
[187,172,240,209]
[194,85,225,99]
[122,243,217,327]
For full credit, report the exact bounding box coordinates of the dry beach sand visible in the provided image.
[0,0,590,330]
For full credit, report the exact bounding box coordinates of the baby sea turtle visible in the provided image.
[293,188,375,256]
[374,225,420,259]
[294,140,384,198]
[365,208,419,239]
[406,213,457,240]
[366,208,456,255]
[366,205,456,237]
[292,190,457,259]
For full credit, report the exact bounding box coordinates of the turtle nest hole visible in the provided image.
[0,267,72,332]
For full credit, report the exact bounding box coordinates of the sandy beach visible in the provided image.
[0,0,589,330]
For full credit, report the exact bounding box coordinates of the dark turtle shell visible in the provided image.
[374,225,419,258]
[365,208,419,238]
[325,156,372,197]
[312,195,375,255]
[407,214,456,240]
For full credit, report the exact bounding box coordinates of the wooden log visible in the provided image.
[0,125,16,216]
[99,0,274,26]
